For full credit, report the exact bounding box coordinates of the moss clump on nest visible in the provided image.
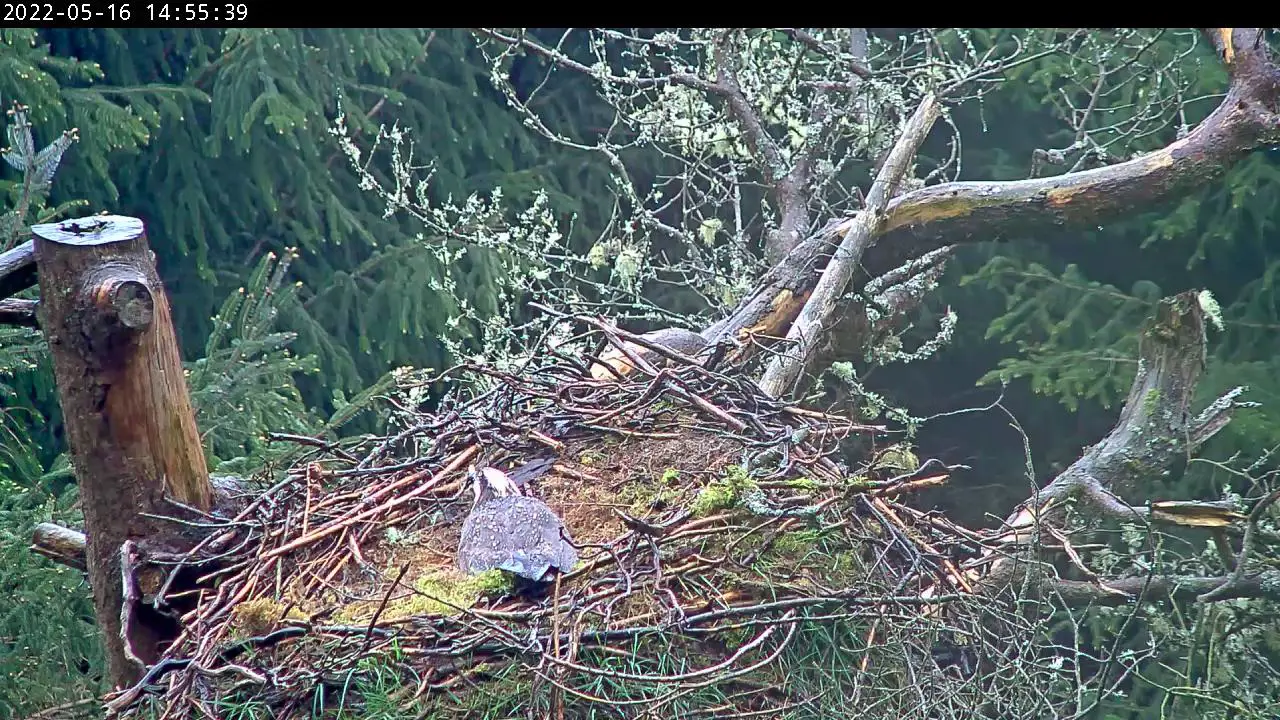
[334,569,513,624]
[229,598,307,638]
[691,464,758,516]
[872,443,919,473]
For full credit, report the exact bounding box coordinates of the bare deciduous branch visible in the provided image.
[759,94,942,397]
[866,29,1280,277]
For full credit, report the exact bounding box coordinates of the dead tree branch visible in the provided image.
[970,290,1273,607]
[0,297,37,326]
[758,93,941,397]
[864,29,1280,276]
[1045,570,1280,606]
[710,29,1280,388]
[0,239,35,300]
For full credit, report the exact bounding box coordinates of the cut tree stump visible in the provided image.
[33,214,212,689]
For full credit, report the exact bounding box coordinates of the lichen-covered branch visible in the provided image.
[971,290,1272,607]
[758,94,941,397]
[1021,292,1233,509]
[713,30,1280,372]
[864,29,1280,276]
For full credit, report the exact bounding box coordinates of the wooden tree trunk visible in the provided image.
[32,214,211,689]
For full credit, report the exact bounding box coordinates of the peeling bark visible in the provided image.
[33,214,212,689]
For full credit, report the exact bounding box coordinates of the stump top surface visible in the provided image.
[32,215,144,246]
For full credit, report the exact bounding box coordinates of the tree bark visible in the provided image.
[33,214,212,689]
[707,29,1280,376]
[0,239,36,299]
[758,93,940,396]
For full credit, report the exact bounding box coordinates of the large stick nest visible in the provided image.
[111,328,1050,719]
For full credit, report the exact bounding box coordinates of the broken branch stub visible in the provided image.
[974,290,1259,605]
[33,214,212,688]
[1035,290,1217,506]
[30,522,86,571]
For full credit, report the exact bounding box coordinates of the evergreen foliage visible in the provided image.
[33,28,612,408]
[0,409,96,719]
[188,248,320,471]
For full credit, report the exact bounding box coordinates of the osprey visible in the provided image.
[456,464,578,584]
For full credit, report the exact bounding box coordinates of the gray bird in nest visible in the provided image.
[457,463,578,584]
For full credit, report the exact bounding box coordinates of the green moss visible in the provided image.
[622,469,682,512]
[691,465,758,517]
[335,569,513,624]
[229,597,308,638]
[416,568,513,610]
[785,476,819,491]
[872,445,919,473]
[1142,387,1161,415]
[770,529,822,556]
[844,475,873,490]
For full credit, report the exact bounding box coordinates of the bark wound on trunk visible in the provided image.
[33,214,211,689]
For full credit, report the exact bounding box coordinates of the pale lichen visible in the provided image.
[1197,289,1224,331]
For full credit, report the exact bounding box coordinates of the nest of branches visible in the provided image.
[109,325,1065,720]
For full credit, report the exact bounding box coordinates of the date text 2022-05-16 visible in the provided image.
[1,2,251,24]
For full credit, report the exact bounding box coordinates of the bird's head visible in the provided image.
[467,465,522,506]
